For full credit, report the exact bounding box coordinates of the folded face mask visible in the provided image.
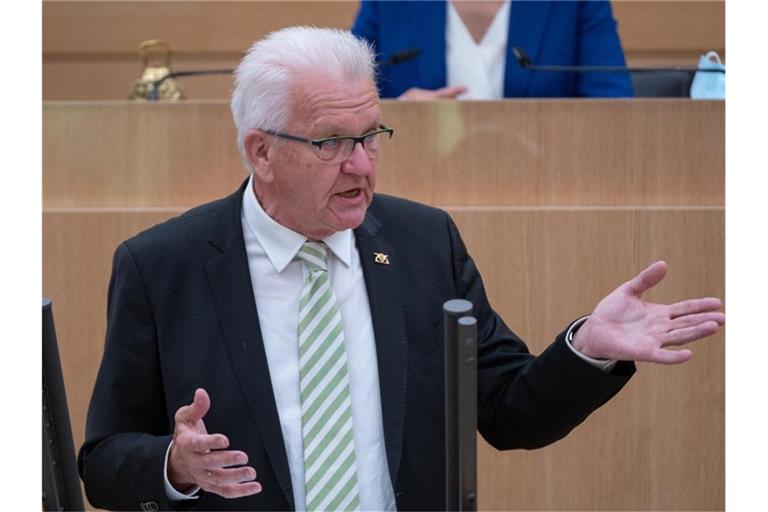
[690,51,725,100]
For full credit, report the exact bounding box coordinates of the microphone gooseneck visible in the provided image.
[512,47,725,75]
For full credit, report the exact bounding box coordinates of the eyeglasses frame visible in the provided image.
[262,125,394,160]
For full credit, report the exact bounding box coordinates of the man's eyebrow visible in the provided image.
[313,123,383,138]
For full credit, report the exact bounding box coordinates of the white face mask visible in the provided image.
[690,51,725,100]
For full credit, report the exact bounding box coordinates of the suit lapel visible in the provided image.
[505,0,552,96]
[354,209,409,489]
[204,182,294,509]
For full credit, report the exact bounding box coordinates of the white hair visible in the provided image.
[230,26,377,172]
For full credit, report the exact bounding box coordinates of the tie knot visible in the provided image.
[297,241,328,272]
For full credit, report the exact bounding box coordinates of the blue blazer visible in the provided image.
[352,0,633,98]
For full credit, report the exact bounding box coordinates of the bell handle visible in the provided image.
[139,39,175,68]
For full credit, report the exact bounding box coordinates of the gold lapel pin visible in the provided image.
[374,252,390,265]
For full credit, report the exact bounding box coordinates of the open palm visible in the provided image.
[571,261,724,364]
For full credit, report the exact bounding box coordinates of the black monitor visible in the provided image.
[42,299,84,511]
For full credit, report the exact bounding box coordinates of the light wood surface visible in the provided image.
[42,1,724,100]
[44,99,724,207]
[43,99,724,510]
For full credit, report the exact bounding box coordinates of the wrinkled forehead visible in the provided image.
[287,72,381,134]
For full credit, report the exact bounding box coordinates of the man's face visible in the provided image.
[254,74,381,240]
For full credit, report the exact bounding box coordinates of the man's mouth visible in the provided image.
[338,188,361,198]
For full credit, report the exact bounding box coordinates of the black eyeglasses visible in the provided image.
[263,125,394,163]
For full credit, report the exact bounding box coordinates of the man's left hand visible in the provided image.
[571,261,724,364]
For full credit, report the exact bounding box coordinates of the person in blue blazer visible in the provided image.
[352,0,633,99]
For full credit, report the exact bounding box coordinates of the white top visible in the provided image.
[446,0,511,100]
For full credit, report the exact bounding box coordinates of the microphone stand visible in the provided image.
[150,69,233,100]
[512,47,725,74]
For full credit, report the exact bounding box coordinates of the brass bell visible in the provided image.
[129,39,184,101]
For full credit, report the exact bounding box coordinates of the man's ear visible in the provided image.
[244,129,274,183]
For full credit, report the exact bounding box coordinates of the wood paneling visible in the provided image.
[42,1,725,100]
[43,1,360,55]
[613,1,725,53]
[44,100,724,208]
[43,211,176,461]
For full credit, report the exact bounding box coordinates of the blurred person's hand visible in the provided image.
[399,85,467,101]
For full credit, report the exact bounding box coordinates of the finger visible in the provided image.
[669,311,725,331]
[205,466,258,486]
[669,297,722,319]
[647,348,693,365]
[624,261,667,297]
[398,87,426,100]
[200,449,249,469]
[208,481,263,499]
[663,321,722,347]
[178,432,229,453]
[175,388,211,425]
[434,85,467,98]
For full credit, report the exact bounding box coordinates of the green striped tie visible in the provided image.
[297,241,360,511]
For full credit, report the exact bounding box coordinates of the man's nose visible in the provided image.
[341,142,373,176]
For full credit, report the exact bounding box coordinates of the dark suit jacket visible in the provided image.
[79,181,634,511]
[352,0,633,98]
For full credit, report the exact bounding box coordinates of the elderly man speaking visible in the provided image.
[78,27,724,512]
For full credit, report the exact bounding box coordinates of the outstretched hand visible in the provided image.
[571,261,724,364]
[168,388,262,498]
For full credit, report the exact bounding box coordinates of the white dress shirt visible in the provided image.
[446,0,510,100]
[240,176,396,510]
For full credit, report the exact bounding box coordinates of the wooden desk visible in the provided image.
[43,99,724,510]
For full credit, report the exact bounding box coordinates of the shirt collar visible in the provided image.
[242,174,353,273]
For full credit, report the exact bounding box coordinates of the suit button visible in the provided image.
[140,501,159,512]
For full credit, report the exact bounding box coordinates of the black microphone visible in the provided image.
[379,48,422,68]
[150,68,233,100]
[512,47,724,75]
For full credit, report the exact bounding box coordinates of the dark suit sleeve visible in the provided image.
[78,242,180,511]
[445,216,635,450]
[575,0,633,97]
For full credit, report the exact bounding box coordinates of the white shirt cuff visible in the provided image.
[164,440,200,501]
[565,315,617,372]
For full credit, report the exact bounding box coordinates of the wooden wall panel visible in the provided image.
[613,1,725,53]
[43,1,359,55]
[43,101,245,207]
[43,211,177,459]
[44,100,724,208]
[42,1,725,100]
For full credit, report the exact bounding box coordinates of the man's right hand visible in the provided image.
[168,388,263,499]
